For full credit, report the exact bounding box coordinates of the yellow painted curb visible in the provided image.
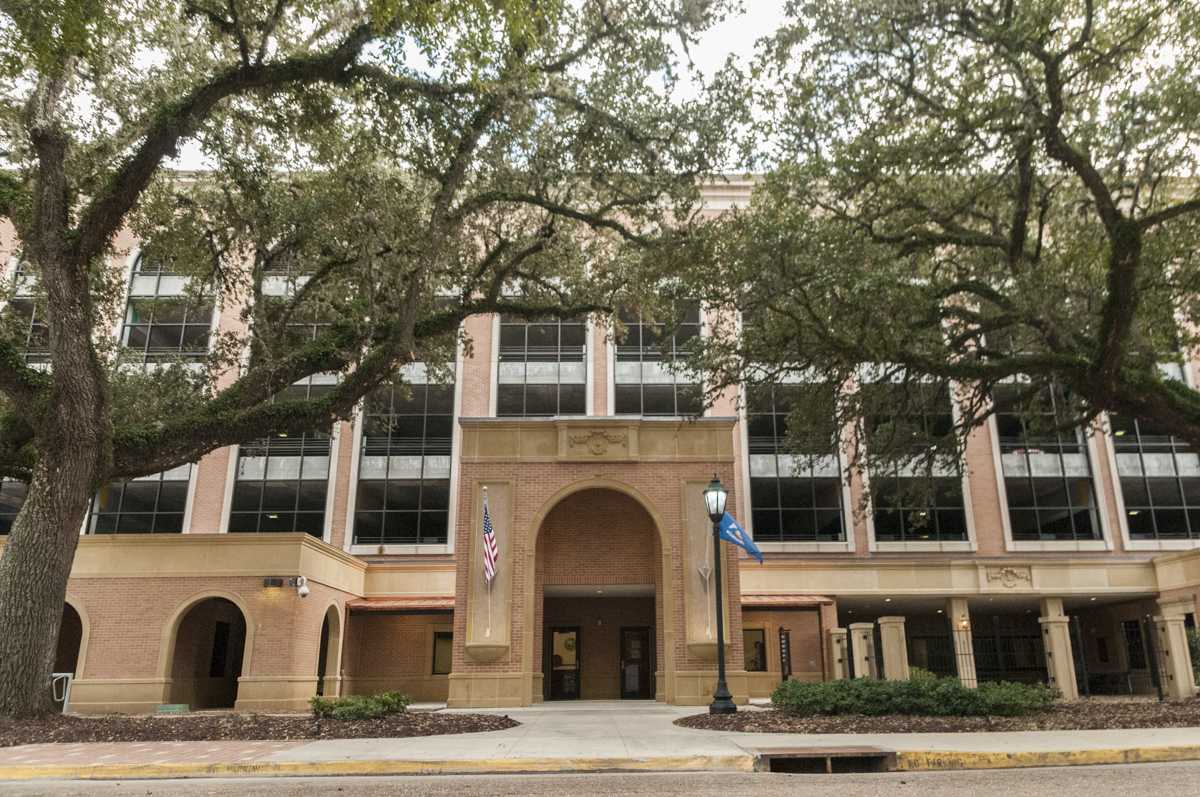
[0,754,757,781]
[898,745,1200,771]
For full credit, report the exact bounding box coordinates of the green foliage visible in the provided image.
[771,676,1057,718]
[310,691,410,721]
[688,0,1200,463]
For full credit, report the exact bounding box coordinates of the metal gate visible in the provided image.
[972,615,1047,684]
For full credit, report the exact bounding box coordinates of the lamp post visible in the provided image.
[703,475,737,715]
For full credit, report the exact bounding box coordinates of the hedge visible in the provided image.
[310,691,411,721]
[771,673,1056,717]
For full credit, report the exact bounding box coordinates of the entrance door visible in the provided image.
[620,627,653,699]
[547,627,581,700]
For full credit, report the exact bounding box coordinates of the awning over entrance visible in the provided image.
[346,596,454,612]
[741,593,833,608]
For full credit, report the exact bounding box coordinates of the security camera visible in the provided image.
[294,575,310,598]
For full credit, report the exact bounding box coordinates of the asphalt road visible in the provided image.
[6,763,1200,797]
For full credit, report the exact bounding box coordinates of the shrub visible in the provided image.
[771,675,1056,717]
[310,691,410,721]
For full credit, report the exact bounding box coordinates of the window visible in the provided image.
[1,298,49,363]
[614,302,702,416]
[0,479,27,534]
[1111,415,1200,540]
[994,384,1099,542]
[353,364,454,546]
[432,631,453,675]
[871,478,967,542]
[747,383,845,542]
[88,464,192,533]
[229,382,332,536]
[121,297,214,363]
[497,316,586,416]
[865,382,967,542]
[743,629,767,672]
[121,255,213,363]
[1122,620,1147,669]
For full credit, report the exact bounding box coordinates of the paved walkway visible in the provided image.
[3,701,1200,779]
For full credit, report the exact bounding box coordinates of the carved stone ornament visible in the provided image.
[986,566,1033,589]
[567,430,628,456]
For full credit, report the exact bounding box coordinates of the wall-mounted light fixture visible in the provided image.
[263,576,310,598]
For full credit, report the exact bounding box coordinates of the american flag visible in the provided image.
[482,492,499,584]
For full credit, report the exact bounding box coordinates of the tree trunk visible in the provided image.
[0,463,95,717]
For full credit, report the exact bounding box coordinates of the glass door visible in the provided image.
[547,627,580,700]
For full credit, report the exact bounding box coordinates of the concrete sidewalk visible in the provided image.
[3,702,1200,780]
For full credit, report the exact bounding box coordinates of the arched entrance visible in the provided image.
[316,604,342,697]
[54,603,84,676]
[167,597,247,709]
[535,488,662,700]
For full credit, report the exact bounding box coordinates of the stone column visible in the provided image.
[877,616,911,681]
[1154,599,1198,700]
[828,628,849,679]
[946,597,977,688]
[848,622,877,679]
[1038,597,1079,701]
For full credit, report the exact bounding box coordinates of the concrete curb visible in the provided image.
[0,754,758,781]
[896,745,1200,771]
[3,745,1200,780]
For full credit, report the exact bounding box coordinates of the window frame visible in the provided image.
[495,315,588,417]
[613,301,703,417]
[993,383,1101,544]
[860,379,976,551]
[351,367,455,547]
[745,381,848,545]
[227,380,335,538]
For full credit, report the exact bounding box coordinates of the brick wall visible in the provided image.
[342,611,453,701]
[452,462,744,683]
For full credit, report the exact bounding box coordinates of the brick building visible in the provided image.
[2,179,1199,712]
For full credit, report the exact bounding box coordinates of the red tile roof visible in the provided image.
[741,593,833,607]
[346,596,455,612]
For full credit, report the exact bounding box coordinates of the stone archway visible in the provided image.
[54,603,84,676]
[316,604,342,697]
[166,597,247,709]
[533,487,664,701]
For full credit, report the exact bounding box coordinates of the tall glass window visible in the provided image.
[994,383,1099,541]
[1,298,49,363]
[121,256,213,363]
[866,383,967,542]
[747,382,844,542]
[229,381,332,536]
[88,465,192,533]
[614,302,702,416]
[1111,415,1200,540]
[353,363,454,546]
[497,316,586,416]
[0,479,27,534]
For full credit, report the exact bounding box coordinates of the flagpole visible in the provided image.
[484,487,492,638]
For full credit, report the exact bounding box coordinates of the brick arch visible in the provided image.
[59,595,90,677]
[156,590,256,682]
[521,477,673,701]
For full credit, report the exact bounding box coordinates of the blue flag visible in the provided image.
[719,513,763,563]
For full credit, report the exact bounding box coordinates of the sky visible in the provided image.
[677,0,789,97]
[170,1,791,170]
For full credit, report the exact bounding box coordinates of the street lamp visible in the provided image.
[703,475,737,715]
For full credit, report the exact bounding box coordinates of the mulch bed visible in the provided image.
[677,698,1200,734]
[0,711,519,747]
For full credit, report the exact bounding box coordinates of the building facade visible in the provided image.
[2,180,1200,713]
